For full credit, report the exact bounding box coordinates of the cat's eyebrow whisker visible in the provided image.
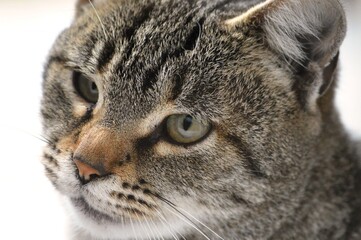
[195,20,203,48]
[88,0,109,40]
[154,208,180,240]
[161,202,211,240]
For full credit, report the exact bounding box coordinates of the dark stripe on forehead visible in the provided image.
[138,0,247,94]
[124,4,155,41]
[141,17,205,93]
[110,0,241,94]
[225,134,266,178]
[141,49,183,93]
[97,42,116,71]
[123,3,155,58]
[114,3,155,77]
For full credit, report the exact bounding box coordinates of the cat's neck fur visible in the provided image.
[274,132,361,239]
[274,87,361,239]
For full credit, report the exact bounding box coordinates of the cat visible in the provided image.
[41,0,361,239]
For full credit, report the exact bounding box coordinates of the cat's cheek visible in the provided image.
[56,158,83,198]
[42,147,82,198]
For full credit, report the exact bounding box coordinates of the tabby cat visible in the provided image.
[41,0,361,239]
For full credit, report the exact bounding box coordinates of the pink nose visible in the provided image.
[74,159,102,183]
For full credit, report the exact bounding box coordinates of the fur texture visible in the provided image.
[41,0,361,239]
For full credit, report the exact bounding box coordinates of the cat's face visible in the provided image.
[41,0,346,238]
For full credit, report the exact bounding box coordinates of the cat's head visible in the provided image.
[41,0,346,238]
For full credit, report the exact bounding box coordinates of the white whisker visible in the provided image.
[147,215,164,240]
[142,213,157,240]
[154,208,180,240]
[127,209,139,240]
[172,206,224,240]
[88,0,109,40]
[133,210,152,240]
[162,203,210,240]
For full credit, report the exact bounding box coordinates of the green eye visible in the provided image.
[166,114,211,144]
[73,71,99,104]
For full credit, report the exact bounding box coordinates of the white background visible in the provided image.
[0,0,360,239]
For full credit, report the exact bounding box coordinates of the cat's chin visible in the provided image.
[64,197,188,240]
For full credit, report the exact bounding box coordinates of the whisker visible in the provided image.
[195,20,202,47]
[33,135,51,144]
[147,215,164,240]
[161,203,211,240]
[88,0,109,40]
[151,194,209,239]
[171,205,224,240]
[17,128,52,145]
[127,209,139,240]
[133,210,152,240]
[154,208,180,240]
[142,212,157,240]
[160,213,186,240]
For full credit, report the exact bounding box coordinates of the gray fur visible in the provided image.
[41,0,361,239]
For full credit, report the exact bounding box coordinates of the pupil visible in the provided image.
[91,82,97,91]
[183,115,193,131]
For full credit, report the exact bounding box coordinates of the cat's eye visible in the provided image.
[73,71,99,104]
[166,114,211,144]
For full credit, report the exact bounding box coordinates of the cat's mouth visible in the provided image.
[69,181,160,224]
[69,196,191,240]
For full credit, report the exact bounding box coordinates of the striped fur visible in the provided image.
[41,0,361,239]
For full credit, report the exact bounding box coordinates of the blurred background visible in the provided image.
[0,0,360,239]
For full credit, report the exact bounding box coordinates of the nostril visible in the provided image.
[89,173,100,180]
[74,159,102,184]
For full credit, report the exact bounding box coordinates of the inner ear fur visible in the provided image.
[225,0,346,108]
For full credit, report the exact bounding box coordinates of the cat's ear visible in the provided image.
[225,0,346,108]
